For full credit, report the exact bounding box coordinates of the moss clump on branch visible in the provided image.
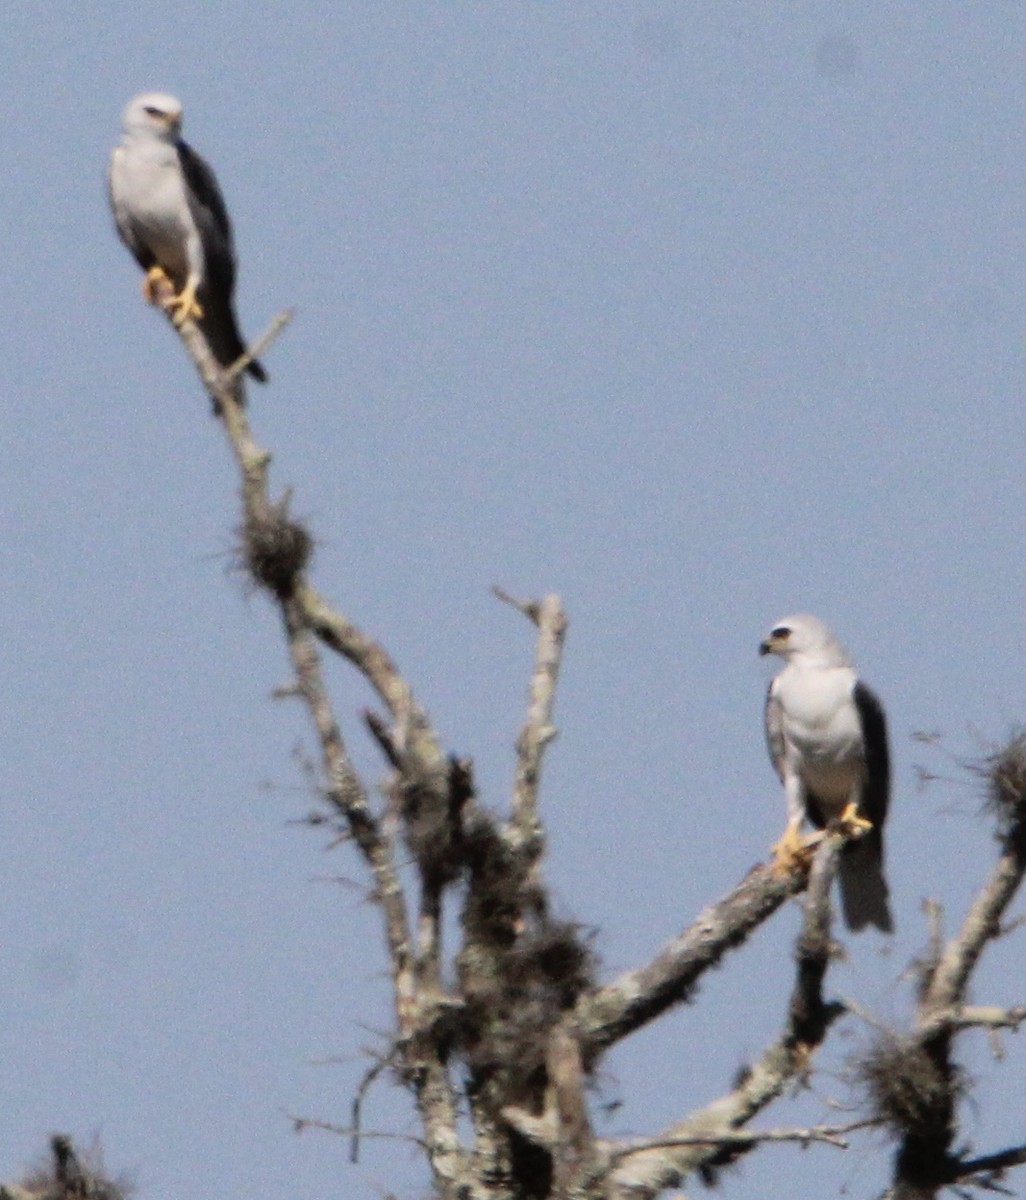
[980,730,1026,840]
[241,498,313,598]
[856,1033,962,1139]
[4,1135,131,1200]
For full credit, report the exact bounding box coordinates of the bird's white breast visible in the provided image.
[774,663,865,807]
[110,137,196,281]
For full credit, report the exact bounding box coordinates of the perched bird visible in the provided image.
[760,614,893,933]
[108,91,266,383]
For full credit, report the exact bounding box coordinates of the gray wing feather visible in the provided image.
[764,681,787,782]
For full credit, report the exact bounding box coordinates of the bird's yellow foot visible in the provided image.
[837,802,873,838]
[142,265,172,304]
[168,279,204,326]
[771,823,809,874]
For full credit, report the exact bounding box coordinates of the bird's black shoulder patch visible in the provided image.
[176,139,233,241]
[853,680,890,827]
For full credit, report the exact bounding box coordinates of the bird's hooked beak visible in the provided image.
[760,625,792,657]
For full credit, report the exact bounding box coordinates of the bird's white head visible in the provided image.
[759,613,852,667]
[121,92,184,139]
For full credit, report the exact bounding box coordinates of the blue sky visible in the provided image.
[1,5,1022,1198]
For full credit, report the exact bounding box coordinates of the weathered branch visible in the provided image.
[494,588,568,939]
[949,1143,1026,1181]
[300,582,448,783]
[606,833,846,1198]
[164,308,472,1197]
[159,303,1023,1200]
[919,1003,1026,1037]
[606,1117,878,1158]
[225,308,294,382]
[156,276,448,803]
[873,733,1026,1200]
[348,1046,397,1163]
[290,1112,426,1152]
[498,588,567,864]
[281,594,415,1015]
[575,830,829,1058]
[148,271,290,416]
[494,589,566,826]
[922,844,1025,1013]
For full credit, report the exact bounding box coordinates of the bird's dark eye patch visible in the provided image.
[771,627,791,640]
[144,106,164,117]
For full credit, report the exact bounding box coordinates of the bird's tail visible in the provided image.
[198,296,267,388]
[838,830,893,933]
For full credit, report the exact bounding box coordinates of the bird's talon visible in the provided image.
[168,284,204,326]
[771,824,809,874]
[142,265,172,304]
[838,802,873,837]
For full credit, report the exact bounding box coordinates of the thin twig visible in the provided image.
[226,308,294,381]
[608,1118,879,1160]
[288,1111,425,1152]
[492,585,542,624]
[501,591,567,913]
[350,1048,398,1163]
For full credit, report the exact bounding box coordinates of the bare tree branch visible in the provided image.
[919,1003,1026,1036]
[922,853,1025,1012]
[159,311,475,1197]
[867,733,1026,1200]
[281,596,415,1015]
[606,1117,879,1159]
[606,833,847,1198]
[149,306,1023,1200]
[575,830,831,1058]
[950,1144,1026,1181]
[349,1047,398,1163]
[225,308,294,382]
[289,1112,425,1152]
[299,583,448,782]
[502,590,567,859]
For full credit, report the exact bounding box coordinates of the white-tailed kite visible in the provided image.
[108,92,266,383]
[760,614,893,933]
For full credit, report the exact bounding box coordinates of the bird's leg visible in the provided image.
[142,265,172,304]
[167,274,204,326]
[771,817,809,873]
[837,801,873,838]
[772,776,812,872]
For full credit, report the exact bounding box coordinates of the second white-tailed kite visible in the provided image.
[761,614,893,933]
[108,91,266,383]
